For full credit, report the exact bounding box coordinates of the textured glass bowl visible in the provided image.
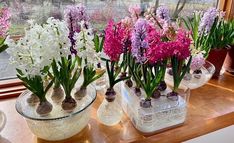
[165,61,215,90]
[15,84,96,141]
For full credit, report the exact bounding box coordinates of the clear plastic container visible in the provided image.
[15,84,96,141]
[121,82,190,134]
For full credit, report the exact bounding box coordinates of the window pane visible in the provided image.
[0,0,217,81]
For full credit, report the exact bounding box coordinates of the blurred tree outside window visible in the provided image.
[0,0,217,80]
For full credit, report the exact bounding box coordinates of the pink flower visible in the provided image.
[190,53,205,71]
[147,42,167,64]
[104,20,125,61]
[146,28,191,63]
[0,7,11,38]
[173,29,191,59]
[128,5,141,16]
[128,5,141,22]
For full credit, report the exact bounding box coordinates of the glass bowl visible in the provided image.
[165,61,215,90]
[0,110,6,132]
[15,84,96,141]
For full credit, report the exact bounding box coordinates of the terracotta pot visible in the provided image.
[223,45,234,74]
[207,48,229,78]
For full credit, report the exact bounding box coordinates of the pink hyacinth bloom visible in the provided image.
[0,7,11,38]
[104,20,125,61]
[190,53,205,71]
[128,5,141,16]
[128,5,141,22]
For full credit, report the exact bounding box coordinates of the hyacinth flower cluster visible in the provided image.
[0,7,11,53]
[183,7,226,57]
[64,5,105,100]
[129,19,191,106]
[198,7,219,35]
[6,18,73,115]
[103,20,130,102]
[107,5,192,107]
[64,4,89,55]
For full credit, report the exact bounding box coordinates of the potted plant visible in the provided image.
[97,20,129,126]
[118,5,215,133]
[195,8,233,77]
[119,14,192,133]
[64,5,105,100]
[223,20,234,74]
[7,4,102,141]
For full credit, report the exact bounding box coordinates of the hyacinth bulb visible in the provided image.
[51,86,64,103]
[74,87,87,100]
[36,100,53,116]
[27,93,40,106]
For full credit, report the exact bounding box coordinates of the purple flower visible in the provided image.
[64,4,89,54]
[199,7,219,35]
[131,18,149,63]
[156,6,170,22]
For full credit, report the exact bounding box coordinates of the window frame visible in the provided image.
[0,0,233,99]
[0,35,25,99]
[219,0,234,19]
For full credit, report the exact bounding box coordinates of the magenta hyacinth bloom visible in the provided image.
[0,7,11,38]
[131,18,149,63]
[104,20,125,61]
[173,29,191,60]
[147,29,191,63]
[64,4,89,54]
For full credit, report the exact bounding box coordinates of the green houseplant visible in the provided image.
[183,8,234,77]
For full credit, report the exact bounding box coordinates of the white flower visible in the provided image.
[74,21,98,66]
[6,17,71,78]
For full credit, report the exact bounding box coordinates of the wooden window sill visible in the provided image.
[0,72,234,143]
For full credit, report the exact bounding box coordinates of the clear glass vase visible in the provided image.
[97,86,123,126]
[165,61,215,90]
[15,84,96,141]
[121,82,190,134]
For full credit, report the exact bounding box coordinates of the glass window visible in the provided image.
[0,0,218,81]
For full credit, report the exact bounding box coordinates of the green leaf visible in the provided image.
[0,44,8,53]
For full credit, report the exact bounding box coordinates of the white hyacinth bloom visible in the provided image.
[74,21,98,66]
[6,17,71,78]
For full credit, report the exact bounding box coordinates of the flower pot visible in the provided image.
[207,48,229,77]
[15,85,96,141]
[165,61,215,90]
[224,45,234,74]
[121,82,190,134]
